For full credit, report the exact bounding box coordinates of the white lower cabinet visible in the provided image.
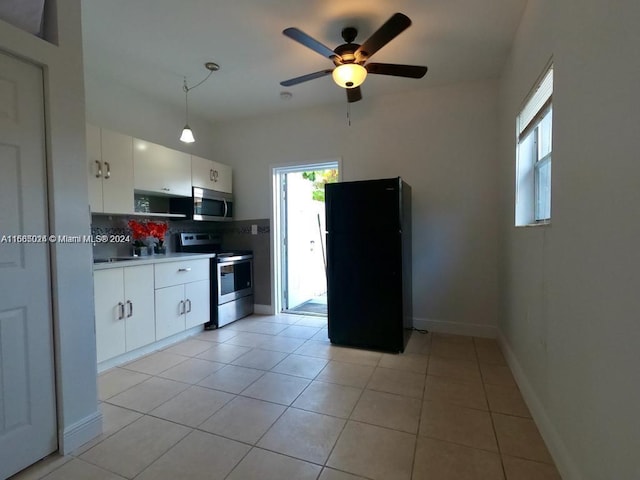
[94,258,210,365]
[155,284,186,340]
[94,265,155,363]
[124,266,157,350]
[154,259,210,341]
[185,279,210,329]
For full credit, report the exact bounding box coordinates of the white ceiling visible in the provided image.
[81,0,527,122]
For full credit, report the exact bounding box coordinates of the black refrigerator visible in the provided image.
[325,177,412,353]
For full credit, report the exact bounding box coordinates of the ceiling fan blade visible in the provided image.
[346,86,362,103]
[366,63,428,78]
[355,13,412,62]
[283,27,340,61]
[280,69,333,87]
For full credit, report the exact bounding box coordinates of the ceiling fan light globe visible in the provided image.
[332,64,367,89]
[180,125,195,143]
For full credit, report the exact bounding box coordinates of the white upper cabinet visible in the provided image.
[87,125,134,213]
[133,138,191,197]
[87,124,103,212]
[102,129,135,212]
[88,126,234,205]
[191,155,233,193]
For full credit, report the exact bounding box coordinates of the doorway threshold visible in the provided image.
[285,294,327,316]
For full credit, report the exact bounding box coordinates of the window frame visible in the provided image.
[534,150,552,221]
[515,64,553,227]
[532,103,552,222]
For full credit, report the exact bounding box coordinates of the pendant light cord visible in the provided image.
[183,68,216,124]
[183,68,215,94]
[183,77,190,124]
[180,63,218,143]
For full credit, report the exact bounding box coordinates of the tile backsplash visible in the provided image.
[91,215,272,306]
[219,220,271,306]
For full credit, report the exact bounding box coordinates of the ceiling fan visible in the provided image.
[280,12,428,103]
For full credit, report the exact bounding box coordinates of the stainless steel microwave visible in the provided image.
[170,187,233,221]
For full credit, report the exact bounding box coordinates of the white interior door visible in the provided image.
[0,51,57,478]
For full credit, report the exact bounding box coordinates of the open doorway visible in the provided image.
[272,161,339,316]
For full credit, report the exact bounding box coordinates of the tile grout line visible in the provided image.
[210,336,339,477]
[316,344,380,475]
[410,342,431,480]
[74,414,192,479]
[94,318,541,480]
[473,336,509,480]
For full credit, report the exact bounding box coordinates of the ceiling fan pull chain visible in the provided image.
[347,103,351,127]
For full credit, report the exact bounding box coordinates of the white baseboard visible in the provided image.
[60,411,103,455]
[498,332,582,480]
[254,304,274,315]
[413,317,498,338]
[97,325,204,373]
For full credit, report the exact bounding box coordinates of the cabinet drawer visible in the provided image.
[154,259,209,288]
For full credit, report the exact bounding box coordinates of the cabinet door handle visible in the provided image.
[210,169,214,181]
[223,199,228,218]
[179,300,185,315]
[117,302,125,320]
[212,169,219,182]
[95,160,102,178]
[178,267,191,272]
[185,299,192,313]
[161,187,171,192]
[104,161,111,179]
[126,300,133,318]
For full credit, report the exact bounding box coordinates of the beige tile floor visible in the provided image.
[12,314,562,480]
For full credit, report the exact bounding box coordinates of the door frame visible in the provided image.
[271,159,341,314]
[1,4,104,462]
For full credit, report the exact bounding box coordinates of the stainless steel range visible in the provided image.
[177,232,254,328]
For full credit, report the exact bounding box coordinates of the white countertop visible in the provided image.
[93,252,216,270]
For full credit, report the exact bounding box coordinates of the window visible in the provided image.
[515,65,553,226]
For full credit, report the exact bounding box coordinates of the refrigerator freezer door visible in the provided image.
[325,178,402,234]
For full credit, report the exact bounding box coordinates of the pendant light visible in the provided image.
[180,76,195,143]
[180,62,219,144]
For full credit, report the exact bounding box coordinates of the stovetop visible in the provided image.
[177,232,221,250]
[177,232,252,260]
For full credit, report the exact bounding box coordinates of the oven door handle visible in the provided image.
[218,256,252,264]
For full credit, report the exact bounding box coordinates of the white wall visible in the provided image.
[211,81,501,334]
[498,1,640,478]
[84,72,218,160]
[0,1,101,453]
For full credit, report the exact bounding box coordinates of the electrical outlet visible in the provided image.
[251,224,258,235]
